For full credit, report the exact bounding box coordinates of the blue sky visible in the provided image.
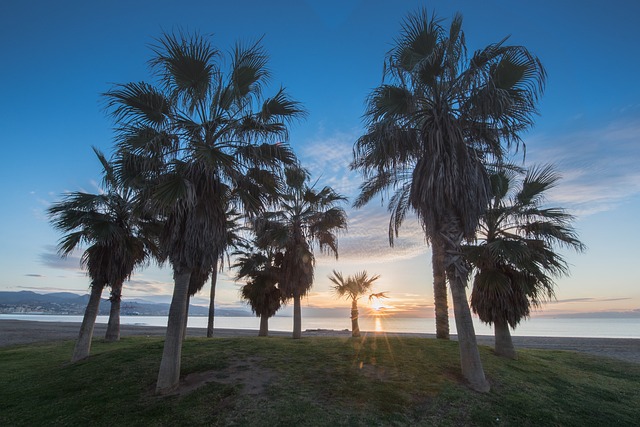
[1,0,639,318]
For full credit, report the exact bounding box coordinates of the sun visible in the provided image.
[370,298,385,311]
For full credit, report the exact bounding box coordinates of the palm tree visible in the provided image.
[48,148,154,361]
[256,165,347,339]
[207,208,247,338]
[351,9,546,391]
[464,165,585,359]
[104,31,303,394]
[328,270,385,337]
[235,248,285,336]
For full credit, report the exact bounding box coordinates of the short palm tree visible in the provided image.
[256,165,347,339]
[48,148,154,361]
[235,248,285,336]
[351,9,546,391]
[328,270,385,337]
[105,31,303,394]
[464,164,585,359]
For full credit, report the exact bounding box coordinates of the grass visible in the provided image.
[1,335,639,426]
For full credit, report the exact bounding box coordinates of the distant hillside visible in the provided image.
[0,291,251,317]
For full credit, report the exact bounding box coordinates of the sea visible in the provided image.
[1,313,639,339]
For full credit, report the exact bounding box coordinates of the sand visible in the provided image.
[1,319,638,364]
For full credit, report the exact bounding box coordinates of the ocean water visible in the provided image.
[1,313,639,339]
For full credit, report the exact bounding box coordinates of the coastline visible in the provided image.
[1,319,638,364]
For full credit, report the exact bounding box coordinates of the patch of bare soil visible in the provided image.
[355,360,398,381]
[171,356,276,397]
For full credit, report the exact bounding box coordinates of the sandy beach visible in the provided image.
[1,319,638,364]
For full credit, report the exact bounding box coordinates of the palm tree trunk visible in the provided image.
[71,281,104,362]
[494,318,517,359]
[259,315,269,337]
[351,299,360,337]
[182,294,190,341]
[432,242,449,340]
[207,260,219,338]
[292,290,302,339]
[448,270,490,392]
[441,221,490,393]
[156,267,192,395]
[105,282,122,342]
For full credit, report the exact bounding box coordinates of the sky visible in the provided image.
[1,0,639,320]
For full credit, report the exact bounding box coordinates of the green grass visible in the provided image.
[1,335,638,426]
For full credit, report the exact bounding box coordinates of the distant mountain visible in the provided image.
[0,291,252,317]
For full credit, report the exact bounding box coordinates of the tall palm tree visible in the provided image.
[328,270,385,337]
[464,165,585,359]
[105,31,303,394]
[256,165,347,339]
[235,248,284,336]
[351,9,546,391]
[48,148,154,361]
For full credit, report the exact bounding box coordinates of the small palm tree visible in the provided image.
[105,31,304,394]
[464,164,585,359]
[328,270,385,337]
[256,165,347,339]
[351,9,545,392]
[235,249,284,336]
[48,148,155,361]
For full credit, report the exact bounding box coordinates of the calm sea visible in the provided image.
[1,313,638,339]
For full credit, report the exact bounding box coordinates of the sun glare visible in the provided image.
[375,316,384,332]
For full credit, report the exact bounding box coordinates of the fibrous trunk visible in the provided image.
[207,260,219,338]
[71,281,104,362]
[105,283,122,342]
[494,318,517,359]
[156,268,192,395]
[259,315,269,337]
[292,291,302,339]
[441,221,490,393]
[351,299,360,337]
[432,241,449,340]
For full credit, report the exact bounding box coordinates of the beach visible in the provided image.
[1,319,638,364]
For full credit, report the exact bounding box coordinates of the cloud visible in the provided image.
[123,277,174,296]
[525,118,640,216]
[24,274,44,278]
[297,128,362,197]
[550,297,632,304]
[314,204,428,264]
[39,245,83,271]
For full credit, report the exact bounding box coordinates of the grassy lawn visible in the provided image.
[1,335,638,426]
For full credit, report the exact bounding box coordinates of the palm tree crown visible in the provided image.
[465,164,585,328]
[329,270,382,302]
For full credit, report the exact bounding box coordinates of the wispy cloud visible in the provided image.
[299,128,428,263]
[549,297,632,304]
[39,245,83,271]
[298,127,362,197]
[317,205,427,263]
[123,277,174,296]
[526,119,640,216]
